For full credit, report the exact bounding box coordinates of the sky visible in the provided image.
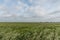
[0,0,60,22]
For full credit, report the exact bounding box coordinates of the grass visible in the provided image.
[0,22,60,40]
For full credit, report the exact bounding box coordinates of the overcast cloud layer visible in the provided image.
[0,0,60,22]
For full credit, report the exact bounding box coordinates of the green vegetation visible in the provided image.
[0,22,60,40]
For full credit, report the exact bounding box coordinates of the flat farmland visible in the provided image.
[0,22,60,40]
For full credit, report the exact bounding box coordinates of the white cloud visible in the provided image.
[33,6,47,16]
[0,13,21,18]
[26,6,48,17]
[29,0,32,2]
[0,5,6,10]
[0,0,60,22]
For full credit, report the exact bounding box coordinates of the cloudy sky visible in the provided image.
[0,0,60,22]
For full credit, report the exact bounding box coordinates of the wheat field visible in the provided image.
[0,22,60,40]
